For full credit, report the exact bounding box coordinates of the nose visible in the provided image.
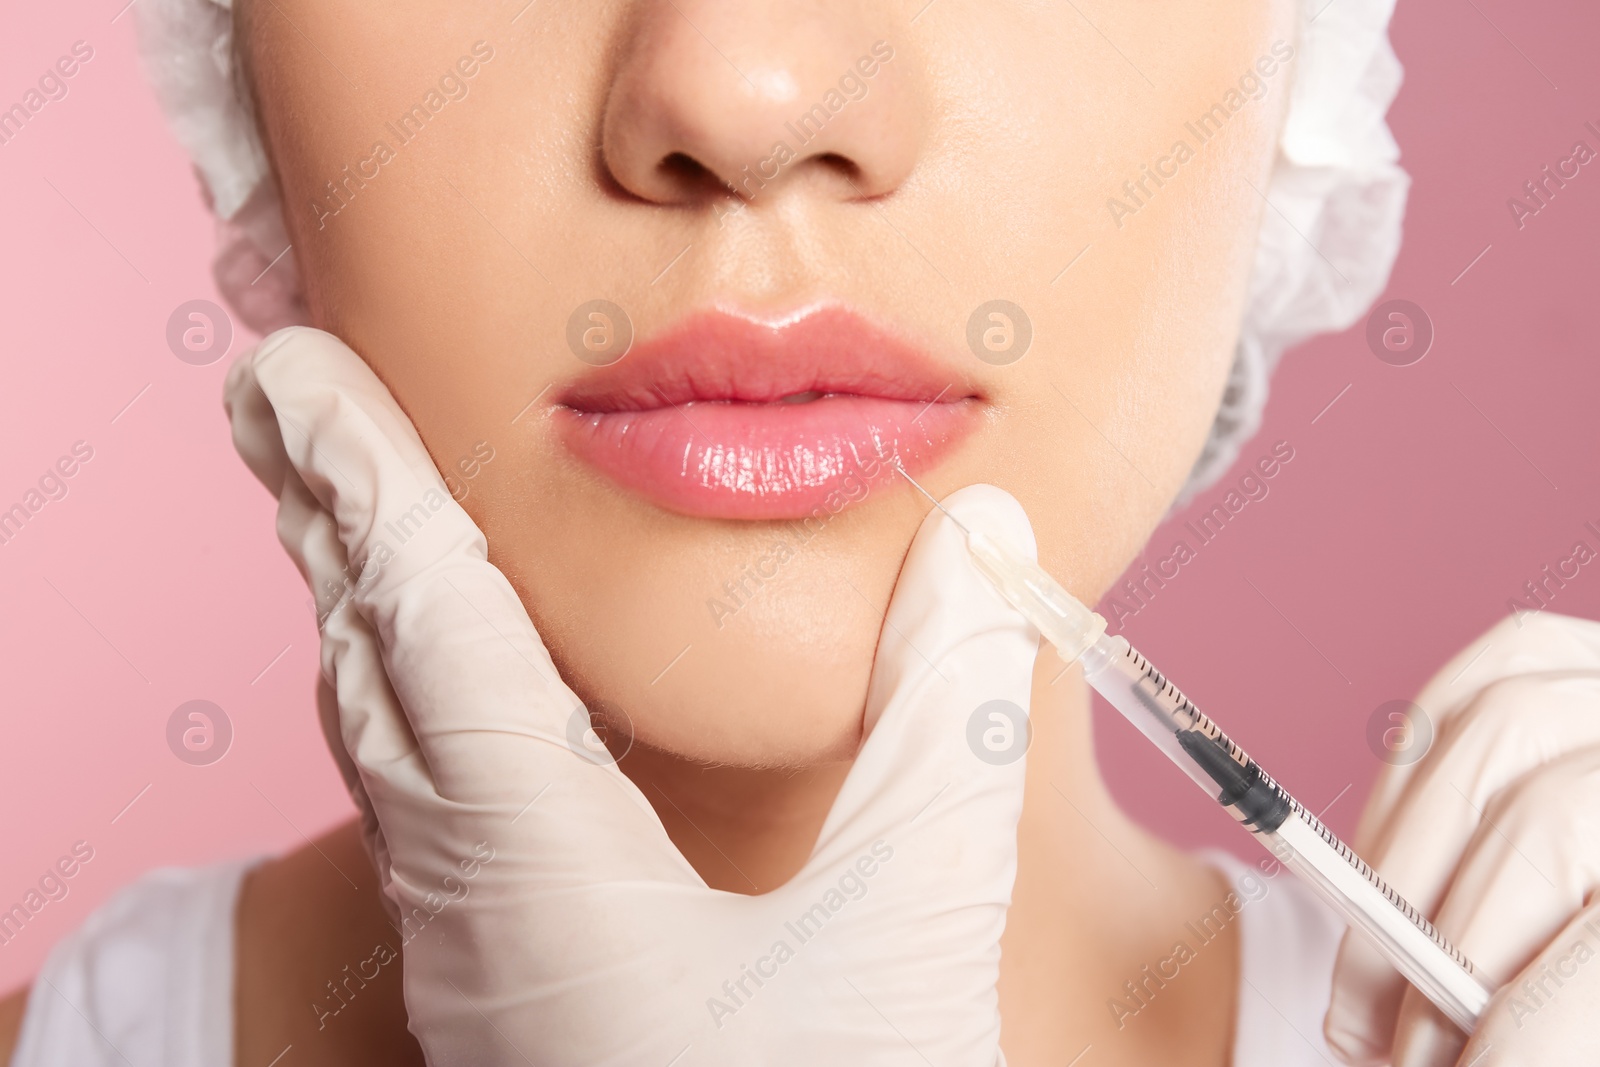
[600,3,923,207]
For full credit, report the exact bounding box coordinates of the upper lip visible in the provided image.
[555,305,979,412]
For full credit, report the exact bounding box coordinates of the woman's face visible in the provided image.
[239,0,1295,767]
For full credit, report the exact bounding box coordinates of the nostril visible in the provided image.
[657,152,725,198]
[659,152,703,180]
[814,152,865,191]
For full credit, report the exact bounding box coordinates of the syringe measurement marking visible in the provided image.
[1128,649,1249,767]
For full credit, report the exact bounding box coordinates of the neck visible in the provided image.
[618,742,855,893]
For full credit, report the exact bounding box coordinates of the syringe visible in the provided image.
[898,471,1493,1033]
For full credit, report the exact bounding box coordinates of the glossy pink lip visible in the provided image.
[553,306,980,519]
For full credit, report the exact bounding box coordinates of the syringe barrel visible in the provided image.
[956,525,1492,1030]
[1078,634,1290,834]
[1077,632,1491,1032]
[1266,819,1491,1032]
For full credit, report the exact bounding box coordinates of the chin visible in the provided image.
[629,687,867,769]
[518,572,883,771]
[572,641,872,769]
[658,598,877,767]
[484,446,919,771]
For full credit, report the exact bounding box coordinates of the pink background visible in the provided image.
[1,1,1597,992]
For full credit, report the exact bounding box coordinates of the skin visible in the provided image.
[1,0,1296,1063]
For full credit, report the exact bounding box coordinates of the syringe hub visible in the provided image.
[964,529,1107,665]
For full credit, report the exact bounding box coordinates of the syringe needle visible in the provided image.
[892,461,972,535]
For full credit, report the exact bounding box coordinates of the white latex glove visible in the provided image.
[224,326,1042,1066]
[1324,611,1600,1066]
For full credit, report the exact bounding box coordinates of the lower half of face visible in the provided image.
[242,0,1296,766]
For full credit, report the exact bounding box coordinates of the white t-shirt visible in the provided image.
[11,850,1344,1066]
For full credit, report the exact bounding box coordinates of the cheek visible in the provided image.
[931,6,1293,602]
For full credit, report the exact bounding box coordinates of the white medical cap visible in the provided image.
[1199,1,1409,499]
[135,0,305,334]
[135,0,1407,499]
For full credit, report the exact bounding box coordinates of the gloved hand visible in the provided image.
[224,326,1042,1065]
[1324,610,1600,1066]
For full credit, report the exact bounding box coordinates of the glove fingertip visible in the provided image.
[937,483,1038,561]
[880,483,1038,659]
[861,482,1040,741]
[249,323,324,366]
[224,341,291,498]
[890,483,1037,627]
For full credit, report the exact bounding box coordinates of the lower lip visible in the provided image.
[557,395,977,519]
